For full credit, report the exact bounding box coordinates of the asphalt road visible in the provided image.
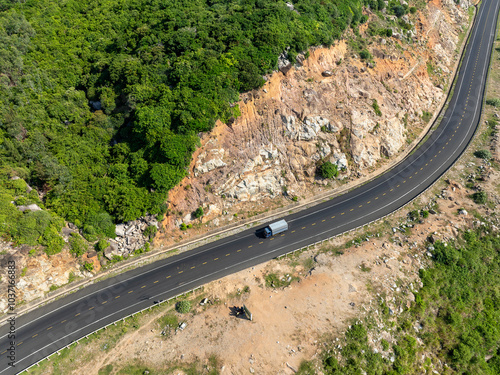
[1,0,499,373]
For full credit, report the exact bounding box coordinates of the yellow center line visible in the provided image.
[141,285,146,288]
[17,342,22,346]
[248,245,253,248]
[191,266,196,269]
[259,241,263,244]
[350,208,354,212]
[397,185,400,187]
[322,219,326,222]
[331,216,335,218]
[340,212,345,215]
[281,234,285,236]
[226,253,230,256]
[302,227,306,229]
[270,238,274,240]
[236,249,242,252]
[75,313,80,317]
[61,320,66,324]
[390,189,394,192]
[434,155,437,158]
[128,290,134,293]
[312,223,316,225]
[359,205,362,208]
[409,176,412,179]
[367,201,371,204]
[291,230,296,233]
[47,327,53,330]
[1,350,6,354]
[178,270,184,274]
[32,334,38,338]
[102,301,107,304]
[154,280,160,283]
[166,275,171,278]
[203,262,208,264]
[89,306,95,310]
[213,258,218,261]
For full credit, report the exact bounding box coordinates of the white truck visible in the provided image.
[263,219,288,238]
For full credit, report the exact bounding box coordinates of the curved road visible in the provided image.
[1,0,499,373]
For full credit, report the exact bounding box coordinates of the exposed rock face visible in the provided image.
[0,242,79,312]
[159,0,473,239]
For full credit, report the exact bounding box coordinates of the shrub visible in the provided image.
[359,49,371,60]
[95,239,109,252]
[474,149,492,159]
[318,161,339,179]
[83,262,94,272]
[175,300,191,314]
[372,100,382,116]
[471,191,487,204]
[86,212,116,238]
[144,225,157,240]
[41,226,65,256]
[486,98,500,107]
[180,223,187,231]
[193,207,204,218]
[69,233,88,257]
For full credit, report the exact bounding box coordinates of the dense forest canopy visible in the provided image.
[0,0,399,241]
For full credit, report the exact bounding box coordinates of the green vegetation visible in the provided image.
[372,99,382,116]
[313,230,500,374]
[175,300,191,314]
[265,272,297,288]
[0,0,370,244]
[318,161,339,179]
[471,191,488,204]
[474,149,492,159]
[422,110,433,123]
[193,207,204,219]
[83,262,94,272]
[486,98,500,107]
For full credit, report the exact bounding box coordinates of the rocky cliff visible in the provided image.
[157,0,474,242]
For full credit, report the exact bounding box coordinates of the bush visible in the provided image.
[372,100,382,116]
[83,262,94,272]
[318,161,339,179]
[474,149,492,159]
[95,239,109,252]
[180,223,187,231]
[486,98,500,107]
[86,212,116,238]
[144,225,157,240]
[175,300,191,314]
[471,191,487,204]
[69,233,88,257]
[41,226,65,256]
[193,207,204,219]
[359,49,371,60]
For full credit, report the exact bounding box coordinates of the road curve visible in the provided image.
[1,0,499,373]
